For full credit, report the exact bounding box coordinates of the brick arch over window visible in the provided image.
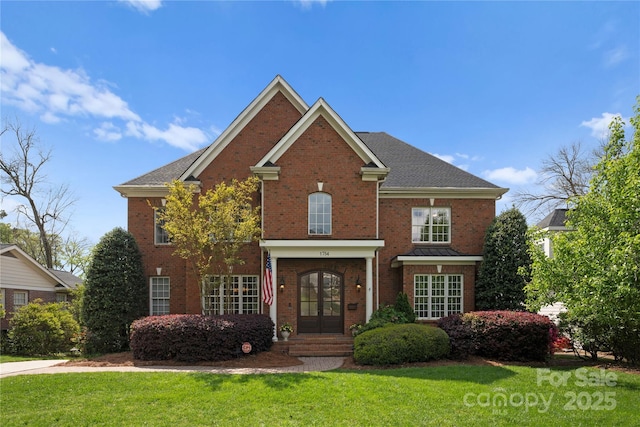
[308,192,331,235]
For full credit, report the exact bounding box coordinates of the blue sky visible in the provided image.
[1,0,638,244]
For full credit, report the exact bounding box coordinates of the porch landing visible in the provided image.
[273,334,354,357]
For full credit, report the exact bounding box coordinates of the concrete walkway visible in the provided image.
[0,357,345,378]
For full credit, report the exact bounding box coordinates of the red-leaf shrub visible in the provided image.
[435,313,475,359]
[130,314,274,362]
[438,311,555,361]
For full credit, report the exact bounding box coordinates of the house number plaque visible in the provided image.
[320,251,330,256]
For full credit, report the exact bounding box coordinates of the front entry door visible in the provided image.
[298,271,343,334]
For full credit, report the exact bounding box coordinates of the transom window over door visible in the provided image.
[309,192,331,235]
[412,207,451,243]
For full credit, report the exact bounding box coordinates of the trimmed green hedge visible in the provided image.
[130,314,274,362]
[353,323,450,365]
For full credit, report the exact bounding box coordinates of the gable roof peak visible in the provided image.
[179,75,309,180]
[254,96,387,170]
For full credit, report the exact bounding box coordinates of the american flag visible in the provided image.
[263,253,273,306]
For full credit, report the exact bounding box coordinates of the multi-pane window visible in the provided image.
[309,192,331,235]
[412,207,451,243]
[203,275,259,315]
[155,208,169,245]
[13,291,28,309]
[414,274,462,319]
[56,293,68,303]
[150,277,170,315]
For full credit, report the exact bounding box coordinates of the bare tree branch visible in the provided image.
[514,141,596,218]
[1,118,76,268]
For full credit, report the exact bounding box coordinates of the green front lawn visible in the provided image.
[1,365,638,426]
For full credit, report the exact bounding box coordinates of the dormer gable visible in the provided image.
[251,98,389,182]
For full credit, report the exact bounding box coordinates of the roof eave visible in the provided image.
[391,255,483,268]
[113,183,202,198]
[379,187,509,199]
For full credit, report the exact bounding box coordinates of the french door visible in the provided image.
[298,271,343,334]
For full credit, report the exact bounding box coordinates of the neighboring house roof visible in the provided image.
[536,208,569,230]
[48,269,83,289]
[0,244,81,291]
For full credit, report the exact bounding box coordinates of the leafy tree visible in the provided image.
[0,119,75,268]
[8,299,80,355]
[475,207,531,310]
[526,98,640,363]
[82,227,147,353]
[156,177,261,314]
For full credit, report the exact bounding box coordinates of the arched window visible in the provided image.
[308,192,331,235]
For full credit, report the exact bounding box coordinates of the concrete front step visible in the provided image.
[273,335,355,357]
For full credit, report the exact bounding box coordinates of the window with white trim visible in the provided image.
[309,192,331,235]
[13,291,28,309]
[414,274,462,319]
[150,277,171,315]
[203,275,259,315]
[412,207,451,243]
[154,208,169,245]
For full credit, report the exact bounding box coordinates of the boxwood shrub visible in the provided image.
[353,323,450,365]
[438,311,555,361]
[130,314,274,362]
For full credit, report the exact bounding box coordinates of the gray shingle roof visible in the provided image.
[118,132,500,190]
[536,208,569,229]
[120,148,206,186]
[402,247,465,257]
[357,132,500,189]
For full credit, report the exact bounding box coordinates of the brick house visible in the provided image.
[0,244,81,331]
[114,76,507,343]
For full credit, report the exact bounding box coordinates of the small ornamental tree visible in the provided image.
[156,177,261,314]
[475,207,531,310]
[82,227,147,353]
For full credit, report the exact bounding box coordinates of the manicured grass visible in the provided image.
[0,354,42,363]
[1,365,638,426]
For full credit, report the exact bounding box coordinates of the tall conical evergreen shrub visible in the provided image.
[475,208,531,310]
[82,227,147,353]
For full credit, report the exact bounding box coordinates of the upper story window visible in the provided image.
[155,208,170,245]
[412,207,451,243]
[309,192,332,235]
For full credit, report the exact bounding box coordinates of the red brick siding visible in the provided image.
[263,116,378,240]
[127,92,303,315]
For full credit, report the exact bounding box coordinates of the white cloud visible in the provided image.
[580,112,625,139]
[483,167,537,185]
[296,0,331,9]
[118,0,163,13]
[94,122,122,142]
[126,121,209,151]
[432,153,455,164]
[1,31,209,152]
[604,46,629,68]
